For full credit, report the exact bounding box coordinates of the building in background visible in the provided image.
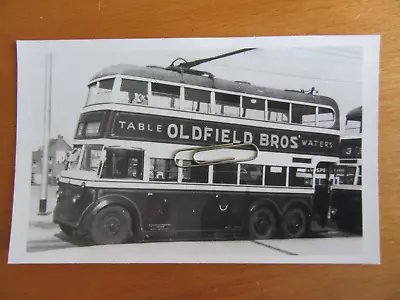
[31,135,72,185]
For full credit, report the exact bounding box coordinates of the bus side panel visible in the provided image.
[94,188,315,238]
[330,189,362,225]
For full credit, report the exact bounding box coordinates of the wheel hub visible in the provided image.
[255,215,271,235]
[104,216,121,235]
[287,213,302,233]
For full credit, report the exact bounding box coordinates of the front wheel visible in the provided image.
[90,206,132,245]
[280,207,308,239]
[248,208,277,240]
[59,224,74,237]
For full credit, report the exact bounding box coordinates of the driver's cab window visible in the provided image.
[80,145,103,172]
[101,148,144,180]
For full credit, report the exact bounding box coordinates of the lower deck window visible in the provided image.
[265,166,287,186]
[150,159,178,181]
[334,166,356,185]
[289,167,313,187]
[240,164,263,185]
[213,163,237,184]
[357,166,362,185]
[102,148,144,179]
[182,160,209,183]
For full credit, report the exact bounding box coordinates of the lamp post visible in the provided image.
[38,53,52,215]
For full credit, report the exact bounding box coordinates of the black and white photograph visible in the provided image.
[9,36,380,264]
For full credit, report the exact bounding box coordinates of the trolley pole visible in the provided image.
[38,53,52,215]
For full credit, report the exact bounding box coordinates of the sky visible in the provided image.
[19,45,362,151]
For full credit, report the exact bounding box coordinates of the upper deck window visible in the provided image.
[242,97,265,120]
[215,93,240,117]
[151,83,180,109]
[86,79,115,105]
[118,79,148,105]
[267,101,289,123]
[345,119,362,134]
[183,88,211,113]
[291,104,316,126]
[318,107,335,128]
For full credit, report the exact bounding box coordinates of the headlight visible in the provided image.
[56,189,63,200]
[72,194,81,204]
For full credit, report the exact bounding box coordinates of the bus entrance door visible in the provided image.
[313,162,333,228]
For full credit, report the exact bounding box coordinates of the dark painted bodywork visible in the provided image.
[53,182,320,241]
[330,189,362,230]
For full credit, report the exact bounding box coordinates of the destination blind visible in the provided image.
[340,138,362,159]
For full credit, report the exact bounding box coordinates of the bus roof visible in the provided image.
[91,64,340,109]
[346,106,362,121]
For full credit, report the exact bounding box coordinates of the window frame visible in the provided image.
[87,75,337,129]
[149,158,179,182]
[101,147,144,180]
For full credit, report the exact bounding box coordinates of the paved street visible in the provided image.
[26,185,363,261]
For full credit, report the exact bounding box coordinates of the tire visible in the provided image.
[248,208,277,240]
[59,224,74,237]
[90,206,132,245]
[281,207,308,239]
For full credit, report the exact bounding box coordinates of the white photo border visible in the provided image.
[9,35,380,264]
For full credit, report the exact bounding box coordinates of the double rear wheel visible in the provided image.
[280,207,308,239]
[248,206,308,240]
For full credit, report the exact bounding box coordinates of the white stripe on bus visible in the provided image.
[81,103,339,136]
[332,185,362,191]
[59,176,315,194]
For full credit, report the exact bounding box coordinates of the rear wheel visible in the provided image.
[248,208,277,240]
[281,207,308,239]
[90,206,132,245]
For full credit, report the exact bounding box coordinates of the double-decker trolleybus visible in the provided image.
[53,50,341,245]
[330,106,362,233]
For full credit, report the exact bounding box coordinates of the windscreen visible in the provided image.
[80,145,103,172]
